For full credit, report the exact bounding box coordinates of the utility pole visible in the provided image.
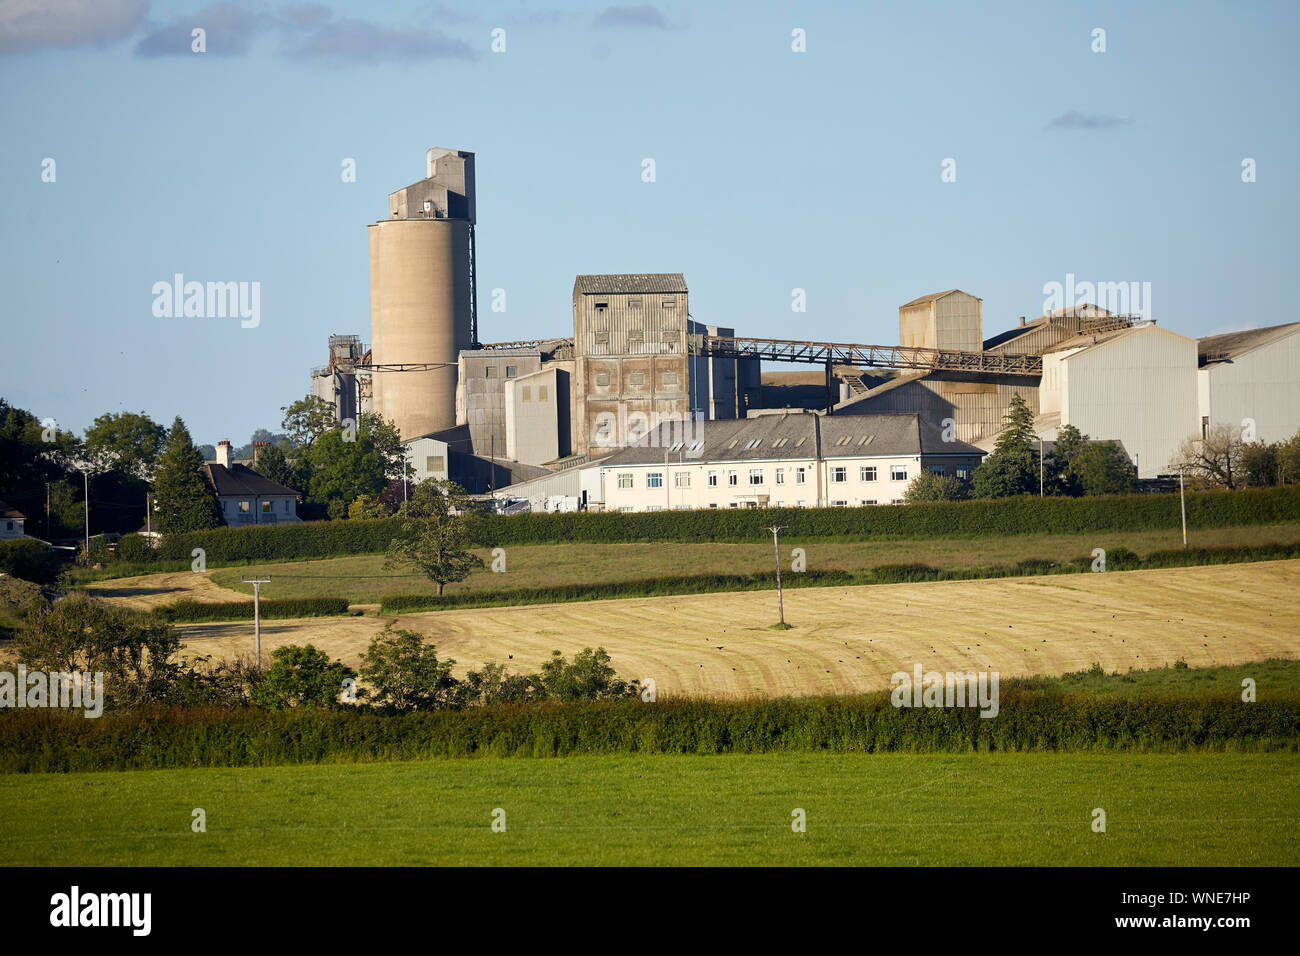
[146,492,151,537]
[1038,436,1044,497]
[242,577,271,668]
[767,525,786,626]
[82,469,90,559]
[45,483,50,539]
[1178,467,1188,549]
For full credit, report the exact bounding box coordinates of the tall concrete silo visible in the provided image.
[369,148,477,440]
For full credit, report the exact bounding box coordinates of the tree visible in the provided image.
[1045,423,1087,496]
[1240,441,1279,487]
[151,417,223,533]
[13,594,182,709]
[280,395,338,449]
[252,442,297,490]
[903,471,970,503]
[305,415,403,518]
[1066,440,1138,495]
[359,627,459,711]
[1279,431,1300,485]
[348,494,390,519]
[83,411,166,481]
[1172,423,1244,488]
[252,644,355,709]
[385,479,484,596]
[537,648,637,702]
[972,394,1039,498]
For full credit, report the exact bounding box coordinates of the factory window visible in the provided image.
[748,469,763,485]
[539,386,548,401]
[662,299,675,309]
[860,466,877,481]
[595,300,609,310]
[595,373,611,387]
[485,366,497,379]
[628,330,643,344]
[617,473,633,489]
[521,387,531,403]
[426,456,444,472]
[262,500,271,514]
[628,298,642,309]
[956,467,972,480]
[795,468,807,484]
[628,372,645,386]
[890,466,908,481]
[930,465,946,475]
[594,331,610,346]
[775,468,785,484]
[727,471,738,486]
[647,473,664,489]
[831,467,847,483]
[663,370,678,386]
[708,471,718,487]
[506,366,517,378]
[675,473,691,488]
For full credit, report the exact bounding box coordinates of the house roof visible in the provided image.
[900,289,981,309]
[599,412,984,467]
[1198,322,1300,367]
[0,499,24,519]
[573,274,688,295]
[202,463,299,498]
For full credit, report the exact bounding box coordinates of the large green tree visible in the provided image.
[303,413,402,518]
[151,417,223,533]
[972,394,1040,498]
[252,644,355,709]
[83,411,166,480]
[279,395,338,449]
[385,479,484,596]
[359,626,459,711]
[252,442,297,490]
[1066,440,1139,495]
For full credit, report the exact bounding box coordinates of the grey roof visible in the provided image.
[900,289,981,308]
[0,499,24,519]
[202,463,299,498]
[600,412,984,467]
[1198,322,1300,366]
[573,274,687,295]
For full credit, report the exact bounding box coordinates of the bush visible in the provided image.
[0,539,64,586]
[114,533,157,565]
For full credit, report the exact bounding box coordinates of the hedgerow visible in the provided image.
[130,486,1300,567]
[1,689,1294,772]
[151,597,351,623]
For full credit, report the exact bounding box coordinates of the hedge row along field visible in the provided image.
[2,690,1296,772]
[151,597,351,623]
[377,541,1300,613]
[131,485,1300,567]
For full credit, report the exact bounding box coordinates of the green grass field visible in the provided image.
[2,753,1295,865]
[196,521,1300,603]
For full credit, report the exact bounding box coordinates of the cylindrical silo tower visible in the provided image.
[369,148,476,441]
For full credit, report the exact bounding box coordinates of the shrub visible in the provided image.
[251,644,355,710]
[114,533,157,565]
[0,539,64,586]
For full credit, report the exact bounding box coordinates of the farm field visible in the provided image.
[161,559,1300,698]
[1,753,1295,866]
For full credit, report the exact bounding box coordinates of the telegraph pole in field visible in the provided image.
[767,525,787,626]
[242,577,271,668]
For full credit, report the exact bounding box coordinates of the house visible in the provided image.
[596,410,985,512]
[0,500,26,540]
[203,440,302,526]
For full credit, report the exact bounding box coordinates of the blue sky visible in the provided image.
[1,0,1296,446]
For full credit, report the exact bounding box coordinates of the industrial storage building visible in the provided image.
[1034,323,1199,478]
[899,290,983,353]
[369,148,477,441]
[597,411,984,512]
[505,366,571,465]
[1197,322,1300,445]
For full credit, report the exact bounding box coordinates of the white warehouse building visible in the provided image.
[596,411,985,512]
[1197,322,1300,445]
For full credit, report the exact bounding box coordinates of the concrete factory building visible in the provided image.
[369,148,477,441]
[598,411,984,512]
[1197,322,1300,445]
[899,289,983,353]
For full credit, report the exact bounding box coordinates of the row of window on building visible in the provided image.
[614,463,975,491]
[617,499,903,512]
[592,370,678,388]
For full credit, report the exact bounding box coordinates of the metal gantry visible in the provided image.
[688,334,1044,375]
